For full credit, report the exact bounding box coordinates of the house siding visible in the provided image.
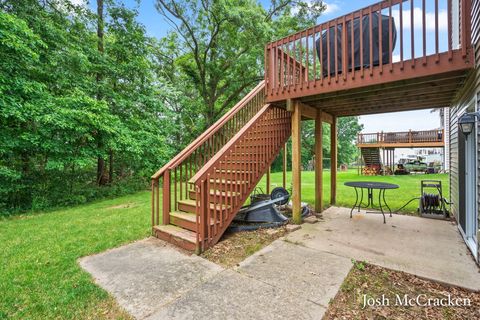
[449,0,480,263]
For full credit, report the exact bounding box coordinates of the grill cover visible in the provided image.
[316,13,397,77]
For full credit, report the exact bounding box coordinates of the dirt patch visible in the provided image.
[324,262,480,320]
[106,203,137,210]
[84,297,132,320]
[201,226,289,268]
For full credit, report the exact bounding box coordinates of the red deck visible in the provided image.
[357,129,445,148]
[264,0,474,115]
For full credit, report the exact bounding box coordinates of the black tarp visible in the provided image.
[316,12,397,77]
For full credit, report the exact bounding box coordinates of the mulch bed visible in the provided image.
[201,226,288,268]
[324,262,480,320]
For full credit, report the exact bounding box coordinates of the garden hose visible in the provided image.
[393,195,451,214]
[392,197,420,213]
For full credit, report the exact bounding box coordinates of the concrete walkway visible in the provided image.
[79,207,480,319]
[80,237,351,320]
[285,207,480,291]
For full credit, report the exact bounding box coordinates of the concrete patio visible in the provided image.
[286,206,480,291]
[79,207,480,320]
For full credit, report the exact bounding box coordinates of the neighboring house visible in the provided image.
[449,0,479,263]
[151,0,479,265]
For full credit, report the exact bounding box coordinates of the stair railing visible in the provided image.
[151,81,266,230]
[190,105,291,251]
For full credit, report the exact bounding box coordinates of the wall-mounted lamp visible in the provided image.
[459,111,480,138]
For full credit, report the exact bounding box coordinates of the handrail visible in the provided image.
[152,80,266,229]
[190,104,271,185]
[151,80,265,179]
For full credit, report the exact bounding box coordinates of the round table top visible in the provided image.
[344,181,399,189]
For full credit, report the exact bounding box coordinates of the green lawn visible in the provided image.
[260,169,449,214]
[0,170,448,319]
[0,192,152,319]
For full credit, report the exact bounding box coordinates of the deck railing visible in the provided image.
[151,81,265,231]
[357,129,444,145]
[265,0,472,101]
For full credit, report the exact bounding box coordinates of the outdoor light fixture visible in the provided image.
[459,111,480,138]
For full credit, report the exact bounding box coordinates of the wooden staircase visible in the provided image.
[361,147,381,167]
[151,82,291,253]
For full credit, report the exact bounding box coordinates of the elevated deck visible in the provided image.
[357,129,445,148]
[265,0,474,115]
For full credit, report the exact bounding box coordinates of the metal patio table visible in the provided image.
[344,181,399,223]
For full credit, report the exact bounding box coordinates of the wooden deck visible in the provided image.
[151,0,474,253]
[264,0,474,116]
[357,129,445,148]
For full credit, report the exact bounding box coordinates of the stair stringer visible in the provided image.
[190,105,292,251]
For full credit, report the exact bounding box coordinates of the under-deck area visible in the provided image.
[263,0,474,225]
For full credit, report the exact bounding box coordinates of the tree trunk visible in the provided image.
[109,150,113,184]
[97,157,108,186]
[96,0,107,186]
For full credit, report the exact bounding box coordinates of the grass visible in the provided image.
[260,169,449,214]
[0,169,449,319]
[0,192,152,319]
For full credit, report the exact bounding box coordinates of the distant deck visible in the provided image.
[264,0,474,116]
[357,129,445,148]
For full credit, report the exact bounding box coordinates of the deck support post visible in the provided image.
[266,167,271,194]
[330,116,337,205]
[163,170,171,225]
[282,143,287,189]
[290,99,302,224]
[315,110,323,212]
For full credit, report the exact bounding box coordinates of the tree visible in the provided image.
[271,116,362,172]
[155,0,326,131]
[337,117,363,165]
[0,0,176,212]
[298,117,362,169]
[96,0,109,185]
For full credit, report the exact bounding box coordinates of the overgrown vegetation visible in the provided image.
[0,0,175,213]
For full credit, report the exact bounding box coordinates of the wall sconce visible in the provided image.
[459,111,480,138]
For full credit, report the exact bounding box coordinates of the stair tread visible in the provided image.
[170,211,217,225]
[178,199,231,210]
[189,189,241,197]
[215,169,253,173]
[154,225,196,243]
[170,211,196,222]
[209,178,248,184]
